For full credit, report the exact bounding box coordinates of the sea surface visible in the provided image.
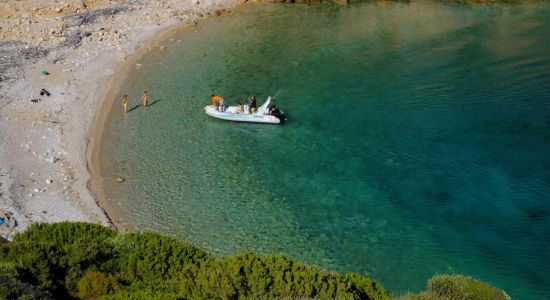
[98,2,550,298]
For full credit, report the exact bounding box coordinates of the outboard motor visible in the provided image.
[269,105,287,123]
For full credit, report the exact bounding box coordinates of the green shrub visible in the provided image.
[0,275,53,300]
[345,272,389,300]
[183,253,389,299]
[0,260,18,277]
[401,274,510,300]
[76,270,120,299]
[8,222,119,293]
[13,222,116,248]
[427,274,509,300]
[5,240,68,292]
[102,289,180,300]
[0,222,510,300]
[115,232,208,282]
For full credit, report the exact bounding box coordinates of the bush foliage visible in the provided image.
[0,222,388,299]
[400,274,510,300]
[0,222,509,299]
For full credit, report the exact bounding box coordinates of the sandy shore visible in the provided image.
[0,0,241,239]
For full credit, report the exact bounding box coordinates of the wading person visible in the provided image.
[142,91,149,108]
[123,95,129,114]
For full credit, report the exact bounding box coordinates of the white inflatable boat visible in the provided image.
[204,96,286,124]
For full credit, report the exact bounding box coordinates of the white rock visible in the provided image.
[33,188,39,193]
[46,179,53,185]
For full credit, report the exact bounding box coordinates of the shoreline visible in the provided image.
[88,19,218,232]
[0,0,242,239]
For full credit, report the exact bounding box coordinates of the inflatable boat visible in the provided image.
[204,96,286,124]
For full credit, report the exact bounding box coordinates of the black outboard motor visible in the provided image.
[269,105,287,123]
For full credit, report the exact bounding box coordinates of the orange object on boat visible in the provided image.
[211,95,223,104]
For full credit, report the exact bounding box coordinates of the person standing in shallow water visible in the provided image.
[142,91,149,108]
[123,95,129,114]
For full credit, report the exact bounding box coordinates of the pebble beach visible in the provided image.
[0,0,241,239]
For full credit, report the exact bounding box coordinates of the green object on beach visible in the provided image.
[42,71,50,76]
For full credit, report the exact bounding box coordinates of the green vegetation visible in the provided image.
[256,0,538,4]
[0,222,387,299]
[401,274,510,300]
[0,222,508,299]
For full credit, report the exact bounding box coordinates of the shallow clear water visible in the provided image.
[98,2,550,298]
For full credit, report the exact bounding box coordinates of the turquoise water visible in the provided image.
[98,2,550,298]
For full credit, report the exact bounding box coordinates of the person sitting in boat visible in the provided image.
[248,95,257,113]
[236,102,244,114]
[211,95,225,111]
[270,105,280,115]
